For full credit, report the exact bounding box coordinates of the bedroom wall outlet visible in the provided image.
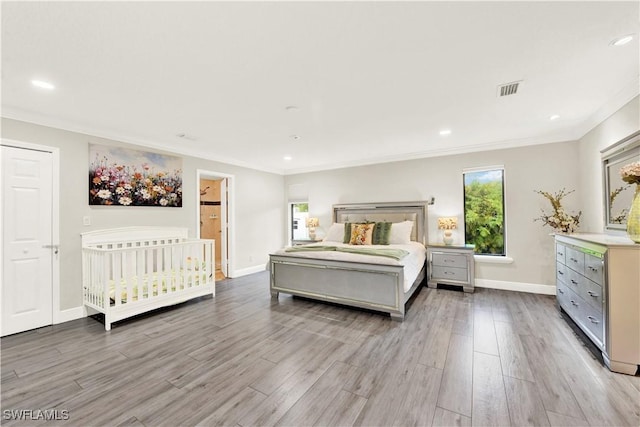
[83,216,91,226]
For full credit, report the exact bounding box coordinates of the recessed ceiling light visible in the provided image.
[611,34,634,46]
[31,80,55,90]
[283,156,292,161]
[549,114,560,121]
[439,129,452,136]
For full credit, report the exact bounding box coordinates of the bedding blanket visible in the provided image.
[285,245,409,260]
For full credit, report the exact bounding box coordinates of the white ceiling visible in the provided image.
[2,1,638,175]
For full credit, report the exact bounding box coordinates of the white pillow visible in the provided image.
[389,220,414,244]
[324,223,345,242]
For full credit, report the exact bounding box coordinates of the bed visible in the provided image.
[269,201,429,320]
[82,227,215,331]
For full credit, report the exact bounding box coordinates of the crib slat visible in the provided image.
[113,252,122,306]
[137,249,144,299]
[103,252,111,309]
[147,246,154,295]
[155,248,163,296]
[94,251,101,306]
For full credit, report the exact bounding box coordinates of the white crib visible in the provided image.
[81,227,215,331]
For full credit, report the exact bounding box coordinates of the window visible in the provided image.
[289,202,309,240]
[463,167,505,255]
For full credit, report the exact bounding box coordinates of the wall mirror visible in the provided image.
[602,131,640,230]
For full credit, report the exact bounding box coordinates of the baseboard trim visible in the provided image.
[475,279,556,295]
[230,264,266,278]
[54,306,86,324]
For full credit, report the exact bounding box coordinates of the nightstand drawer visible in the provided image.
[432,253,467,269]
[431,265,468,282]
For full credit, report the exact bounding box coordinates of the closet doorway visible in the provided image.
[1,140,60,336]
[197,170,233,280]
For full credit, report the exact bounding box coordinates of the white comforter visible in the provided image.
[273,241,426,292]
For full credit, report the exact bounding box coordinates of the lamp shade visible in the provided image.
[306,217,319,228]
[438,217,458,230]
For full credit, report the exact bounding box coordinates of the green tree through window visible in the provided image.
[463,169,505,255]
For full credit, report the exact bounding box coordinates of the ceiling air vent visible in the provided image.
[497,80,522,97]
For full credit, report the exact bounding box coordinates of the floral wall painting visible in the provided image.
[89,144,183,207]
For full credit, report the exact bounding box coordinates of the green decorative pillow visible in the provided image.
[343,222,352,243]
[372,222,392,245]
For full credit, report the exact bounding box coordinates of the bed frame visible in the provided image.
[269,201,429,320]
[82,227,215,331]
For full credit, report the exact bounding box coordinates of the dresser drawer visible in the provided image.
[431,265,468,282]
[565,247,584,274]
[556,262,567,284]
[432,252,467,269]
[581,278,604,313]
[556,281,571,311]
[556,243,566,264]
[565,267,584,293]
[565,288,583,318]
[560,283,603,350]
[584,254,604,286]
[581,302,604,346]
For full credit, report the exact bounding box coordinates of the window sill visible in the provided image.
[474,255,514,264]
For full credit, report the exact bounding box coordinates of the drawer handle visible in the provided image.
[558,289,564,294]
[570,280,578,285]
[444,271,455,275]
[587,291,599,298]
[588,266,598,272]
[557,270,564,275]
[444,259,455,263]
[587,316,600,324]
[557,252,563,256]
[570,257,578,263]
[570,300,579,307]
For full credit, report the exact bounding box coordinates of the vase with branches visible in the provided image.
[534,188,581,233]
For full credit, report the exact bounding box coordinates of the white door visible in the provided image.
[1,145,53,336]
[220,178,228,277]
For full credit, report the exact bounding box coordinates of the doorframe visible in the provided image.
[196,169,235,277]
[1,138,61,324]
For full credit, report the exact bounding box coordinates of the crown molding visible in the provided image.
[1,107,286,175]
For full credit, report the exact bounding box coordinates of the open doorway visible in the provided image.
[197,170,234,280]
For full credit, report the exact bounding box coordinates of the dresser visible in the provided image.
[555,233,640,375]
[427,244,475,293]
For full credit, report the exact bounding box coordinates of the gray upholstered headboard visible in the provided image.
[333,201,429,244]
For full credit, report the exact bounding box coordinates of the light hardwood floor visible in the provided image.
[1,272,639,426]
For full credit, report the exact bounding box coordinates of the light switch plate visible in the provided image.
[83,216,91,226]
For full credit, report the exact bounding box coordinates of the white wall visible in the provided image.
[285,140,583,290]
[284,97,640,292]
[1,118,286,311]
[578,96,640,232]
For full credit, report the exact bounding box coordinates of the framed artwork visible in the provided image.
[89,144,183,207]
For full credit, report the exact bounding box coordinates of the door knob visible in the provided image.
[43,244,59,255]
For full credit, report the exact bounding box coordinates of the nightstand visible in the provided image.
[427,244,475,293]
